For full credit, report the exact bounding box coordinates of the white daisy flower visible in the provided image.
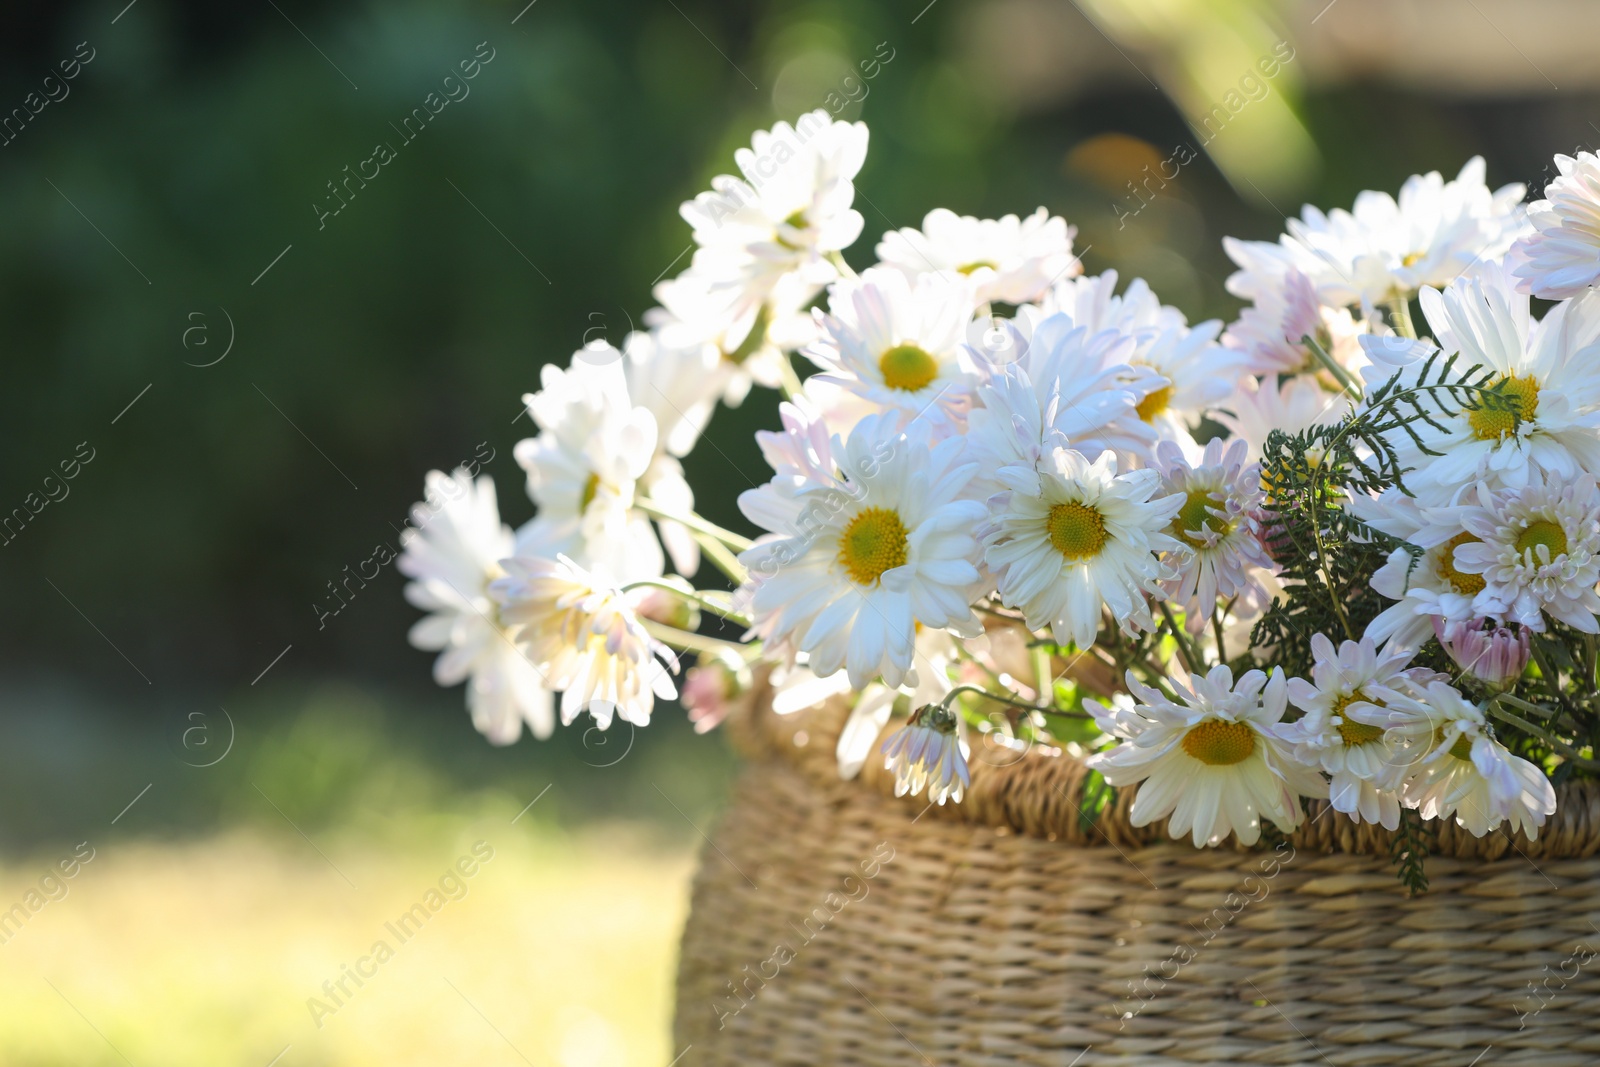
[983,447,1182,649]
[1379,679,1556,839]
[682,110,868,271]
[805,267,979,430]
[880,702,970,805]
[514,353,665,584]
[1086,666,1325,847]
[491,554,678,730]
[1042,271,1235,445]
[1223,157,1526,308]
[965,313,1158,485]
[1352,488,1494,650]
[736,414,986,690]
[875,207,1080,305]
[1512,151,1600,300]
[399,469,554,744]
[1279,634,1412,830]
[1223,268,1372,381]
[1155,438,1274,629]
[1455,472,1600,634]
[1213,373,1353,466]
[1375,267,1600,504]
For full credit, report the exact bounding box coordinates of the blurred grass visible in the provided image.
[0,822,694,1066]
[0,681,731,1065]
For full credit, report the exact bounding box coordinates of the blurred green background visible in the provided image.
[3,0,1598,1063]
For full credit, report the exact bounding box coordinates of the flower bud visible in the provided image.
[1434,617,1530,690]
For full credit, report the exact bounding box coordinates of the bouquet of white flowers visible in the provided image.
[400,111,1600,892]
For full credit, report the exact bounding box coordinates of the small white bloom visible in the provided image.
[805,266,979,430]
[1455,472,1600,634]
[881,702,970,805]
[737,414,985,689]
[1369,267,1600,503]
[514,354,665,583]
[1354,489,1493,651]
[1512,151,1600,300]
[1086,666,1326,847]
[1214,373,1353,466]
[1280,635,1412,830]
[1156,438,1275,629]
[1223,268,1371,380]
[1379,679,1556,839]
[399,469,554,744]
[1223,157,1526,308]
[491,554,678,729]
[984,447,1181,649]
[875,207,1080,304]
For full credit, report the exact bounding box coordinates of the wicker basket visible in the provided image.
[673,686,1600,1066]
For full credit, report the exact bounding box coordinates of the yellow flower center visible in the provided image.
[1433,726,1475,762]
[1468,374,1540,441]
[878,344,940,392]
[1171,489,1232,548]
[1331,692,1385,746]
[580,472,601,511]
[1401,251,1424,267]
[1181,719,1256,766]
[1437,532,1486,596]
[1136,384,1174,423]
[837,506,909,586]
[1047,501,1108,560]
[1516,519,1569,561]
[956,260,997,275]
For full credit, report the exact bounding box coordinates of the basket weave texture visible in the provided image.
[673,688,1600,1066]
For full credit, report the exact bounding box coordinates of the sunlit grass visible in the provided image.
[0,817,693,1067]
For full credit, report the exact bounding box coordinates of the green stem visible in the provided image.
[1302,333,1362,400]
[1157,602,1201,674]
[1487,699,1600,772]
[622,579,751,628]
[774,353,806,401]
[641,618,752,658]
[691,531,749,586]
[1389,292,1417,340]
[827,250,858,281]
[634,497,754,551]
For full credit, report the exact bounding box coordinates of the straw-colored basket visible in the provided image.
[673,686,1600,1066]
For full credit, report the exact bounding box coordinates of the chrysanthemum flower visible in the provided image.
[1279,635,1411,830]
[963,314,1156,499]
[1223,157,1525,308]
[1156,438,1274,629]
[399,469,554,744]
[1214,373,1353,466]
[1223,268,1371,380]
[983,447,1181,649]
[1379,679,1556,839]
[1434,617,1531,690]
[1373,267,1600,503]
[491,554,678,730]
[1353,489,1495,650]
[514,353,665,584]
[805,267,979,429]
[736,413,985,689]
[1512,151,1600,300]
[1455,473,1600,634]
[880,702,970,805]
[875,207,1080,305]
[1086,666,1326,847]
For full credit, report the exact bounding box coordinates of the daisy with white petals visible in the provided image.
[876,207,1080,305]
[737,414,985,690]
[514,354,665,584]
[1381,679,1556,839]
[1279,635,1411,830]
[491,554,678,730]
[399,469,554,744]
[806,267,979,429]
[984,447,1181,649]
[1157,438,1274,629]
[1513,151,1600,300]
[1455,473,1600,634]
[880,702,970,805]
[1086,666,1325,847]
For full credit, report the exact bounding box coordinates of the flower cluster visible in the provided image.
[401,111,1600,888]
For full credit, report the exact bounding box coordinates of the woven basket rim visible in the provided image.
[725,679,1600,862]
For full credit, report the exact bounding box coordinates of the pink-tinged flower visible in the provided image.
[1433,617,1530,690]
[681,655,745,734]
[1512,151,1600,300]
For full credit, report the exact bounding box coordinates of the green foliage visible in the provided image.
[1390,807,1431,895]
